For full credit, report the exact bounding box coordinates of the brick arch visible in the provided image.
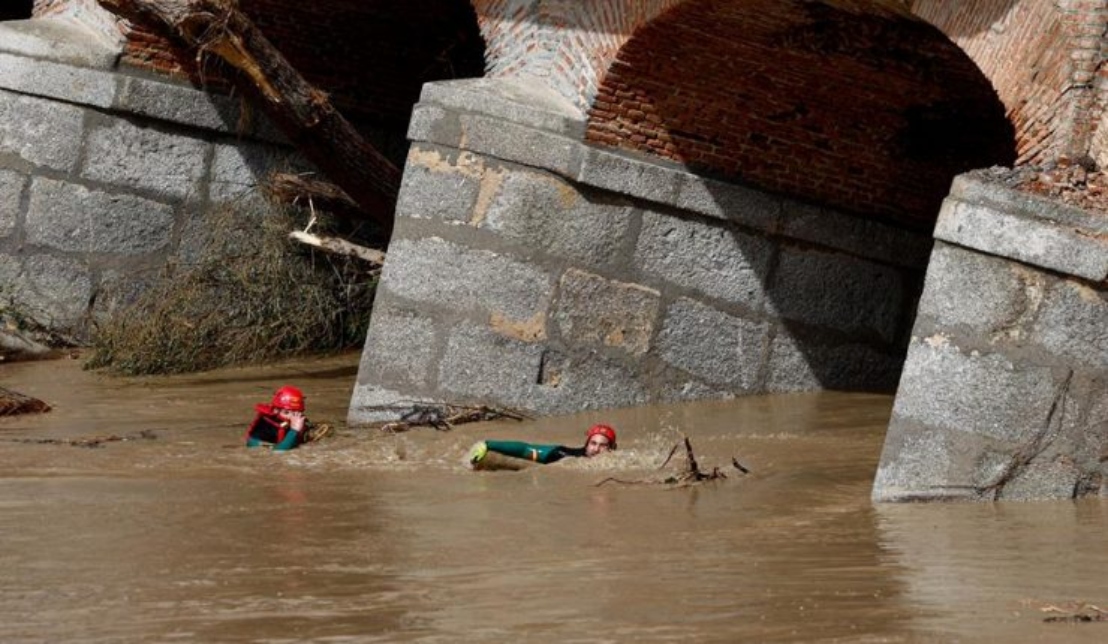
[912,1,1101,166]
[471,0,682,113]
[585,0,1016,229]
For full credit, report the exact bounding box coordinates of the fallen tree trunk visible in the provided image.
[96,0,401,230]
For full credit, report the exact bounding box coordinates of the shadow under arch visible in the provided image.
[0,1,31,21]
[583,0,1017,394]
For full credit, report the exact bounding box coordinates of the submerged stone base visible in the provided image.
[348,78,931,423]
[873,171,1108,502]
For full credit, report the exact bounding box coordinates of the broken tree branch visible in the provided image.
[289,230,386,266]
[96,0,401,230]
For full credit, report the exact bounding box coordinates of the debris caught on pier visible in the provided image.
[596,436,750,488]
[379,404,530,432]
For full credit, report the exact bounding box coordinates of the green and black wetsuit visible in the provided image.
[480,440,586,464]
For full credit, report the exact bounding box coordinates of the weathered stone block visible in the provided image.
[935,198,1108,282]
[552,269,659,357]
[459,113,578,177]
[438,323,545,408]
[531,349,648,415]
[382,237,553,324]
[915,242,1034,335]
[0,89,84,171]
[767,333,900,392]
[635,210,772,309]
[82,118,209,200]
[891,338,1058,443]
[407,104,460,148]
[394,150,481,223]
[419,78,582,136]
[780,200,931,268]
[17,253,92,329]
[674,173,780,234]
[578,148,681,206]
[769,246,902,343]
[0,168,24,238]
[209,141,305,205]
[26,177,173,254]
[997,458,1085,501]
[484,171,633,268]
[657,298,768,388]
[873,418,998,502]
[115,76,248,138]
[1028,279,1108,371]
[348,384,439,424]
[359,310,437,390]
[0,52,116,108]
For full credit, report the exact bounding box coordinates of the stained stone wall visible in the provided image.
[348,77,933,423]
[873,171,1108,502]
[0,18,304,340]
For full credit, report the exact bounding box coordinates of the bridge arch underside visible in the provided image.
[585,0,1016,231]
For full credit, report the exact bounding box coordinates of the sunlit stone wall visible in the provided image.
[348,77,931,423]
[874,171,1108,502]
[0,19,303,340]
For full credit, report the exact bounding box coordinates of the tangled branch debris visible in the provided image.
[379,404,530,432]
[596,436,750,488]
[0,387,51,416]
[1,429,156,448]
[1041,602,1108,623]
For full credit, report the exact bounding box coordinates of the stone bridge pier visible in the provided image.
[346,77,933,421]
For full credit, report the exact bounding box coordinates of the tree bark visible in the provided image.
[96,0,401,231]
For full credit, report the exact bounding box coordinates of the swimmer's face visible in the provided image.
[585,434,612,457]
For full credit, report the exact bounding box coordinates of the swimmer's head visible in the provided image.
[585,424,617,456]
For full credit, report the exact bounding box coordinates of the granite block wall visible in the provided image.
[873,171,1108,502]
[348,77,932,423]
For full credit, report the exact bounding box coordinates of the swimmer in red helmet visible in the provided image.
[467,424,617,468]
[244,385,309,451]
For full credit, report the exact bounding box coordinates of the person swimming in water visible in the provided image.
[467,424,617,468]
[244,385,310,451]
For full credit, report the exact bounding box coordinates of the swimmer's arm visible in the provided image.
[272,428,301,451]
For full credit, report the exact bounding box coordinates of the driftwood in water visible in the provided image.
[0,386,51,416]
[95,0,401,230]
[380,404,530,433]
[596,436,749,488]
[1041,602,1108,623]
[1,429,155,448]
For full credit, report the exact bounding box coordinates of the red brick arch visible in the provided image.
[584,0,1016,229]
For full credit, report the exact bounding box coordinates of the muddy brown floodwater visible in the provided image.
[2,352,1108,643]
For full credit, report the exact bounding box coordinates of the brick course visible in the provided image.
[585,0,1016,229]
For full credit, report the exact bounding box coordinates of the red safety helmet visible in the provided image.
[586,424,617,449]
[271,385,305,412]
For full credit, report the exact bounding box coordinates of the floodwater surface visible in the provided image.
[2,353,1107,643]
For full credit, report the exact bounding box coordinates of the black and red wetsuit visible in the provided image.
[244,404,303,451]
